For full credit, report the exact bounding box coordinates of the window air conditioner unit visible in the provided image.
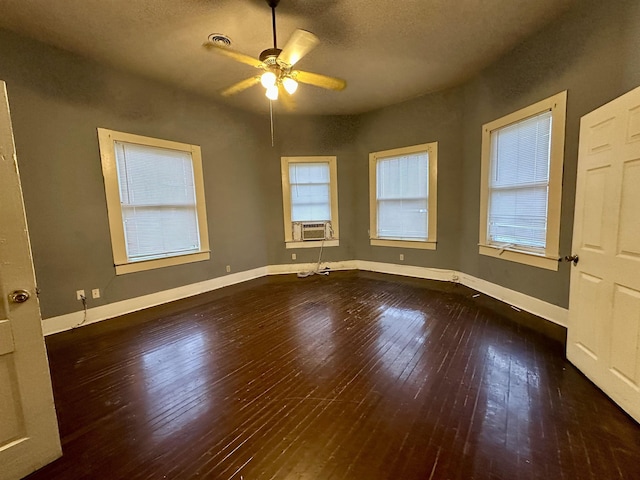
[293,221,332,242]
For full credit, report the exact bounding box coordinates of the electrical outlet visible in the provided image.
[92,288,100,299]
[292,253,297,260]
[399,254,404,261]
[76,290,85,300]
[226,265,231,273]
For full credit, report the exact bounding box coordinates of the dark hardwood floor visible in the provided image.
[27,272,640,479]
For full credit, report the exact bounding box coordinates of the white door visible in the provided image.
[0,81,61,479]
[568,85,640,423]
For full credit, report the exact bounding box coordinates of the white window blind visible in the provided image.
[114,141,201,261]
[376,152,429,240]
[488,110,552,251]
[289,162,331,221]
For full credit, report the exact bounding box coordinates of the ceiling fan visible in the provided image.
[203,0,346,110]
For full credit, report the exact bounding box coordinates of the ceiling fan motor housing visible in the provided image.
[259,48,282,65]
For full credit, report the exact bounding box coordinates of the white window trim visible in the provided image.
[478,91,567,271]
[285,240,340,250]
[369,142,438,250]
[97,128,210,275]
[281,156,340,246]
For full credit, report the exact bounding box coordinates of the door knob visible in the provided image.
[9,290,30,304]
[564,255,579,266]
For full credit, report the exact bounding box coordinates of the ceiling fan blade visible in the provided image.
[278,84,296,112]
[277,29,319,67]
[221,76,262,97]
[203,42,264,69]
[294,70,347,91]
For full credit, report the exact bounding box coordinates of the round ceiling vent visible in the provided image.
[207,33,232,47]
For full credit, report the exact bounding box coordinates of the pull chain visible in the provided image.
[269,100,275,147]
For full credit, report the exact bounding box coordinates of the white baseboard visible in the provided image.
[266,260,358,275]
[42,261,568,336]
[42,267,268,336]
[456,272,568,327]
[354,261,567,327]
[355,260,457,282]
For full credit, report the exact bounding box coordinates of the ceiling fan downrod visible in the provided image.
[259,0,282,63]
[268,0,280,49]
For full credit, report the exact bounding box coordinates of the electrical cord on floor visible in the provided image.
[297,231,331,278]
[74,294,88,328]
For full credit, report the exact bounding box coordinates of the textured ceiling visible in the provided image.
[0,0,575,115]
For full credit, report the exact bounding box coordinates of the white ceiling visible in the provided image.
[0,0,575,115]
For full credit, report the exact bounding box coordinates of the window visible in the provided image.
[98,129,210,274]
[281,156,339,248]
[479,91,567,270]
[369,143,438,249]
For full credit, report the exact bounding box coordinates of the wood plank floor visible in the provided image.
[26,272,640,479]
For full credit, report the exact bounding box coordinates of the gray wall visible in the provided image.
[457,0,640,307]
[354,89,464,271]
[351,0,640,308]
[0,30,270,318]
[2,0,639,319]
[261,114,360,266]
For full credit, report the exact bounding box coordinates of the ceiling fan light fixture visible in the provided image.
[282,76,298,95]
[205,0,346,112]
[260,71,277,88]
[265,84,279,100]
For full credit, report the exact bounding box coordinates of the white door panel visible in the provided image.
[573,272,606,360]
[0,80,61,480]
[618,159,640,256]
[569,85,640,423]
[610,285,640,386]
[581,165,608,250]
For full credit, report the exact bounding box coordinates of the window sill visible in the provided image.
[115,251,210,275]
[370,239,436,250]
[285,240,339,249]
[478,244,559,271]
